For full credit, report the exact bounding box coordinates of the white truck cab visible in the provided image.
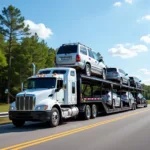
[9,68,79,127]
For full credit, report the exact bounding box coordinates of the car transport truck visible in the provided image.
[9,67,145,127]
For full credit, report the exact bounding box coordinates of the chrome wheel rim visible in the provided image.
[86,106,91,118]
[52,111,59,125]
[92,105,97,117]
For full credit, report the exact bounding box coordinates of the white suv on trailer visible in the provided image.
[55,43,106,79]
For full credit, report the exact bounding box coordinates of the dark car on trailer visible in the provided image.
[129,76,142,89]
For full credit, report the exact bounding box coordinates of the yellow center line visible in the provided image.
[1,109,149,150]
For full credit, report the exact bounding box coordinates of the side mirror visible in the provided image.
[125,73,128,76]
[5,89,8,94]
[139,80,141,82]
[55,88,60,92]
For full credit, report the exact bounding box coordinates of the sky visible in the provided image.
[1,0,150,85]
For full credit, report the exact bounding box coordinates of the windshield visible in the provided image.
[38,70,51,74]
[57,45,77,54]
[107,68,117,72]
[28,78,56,89]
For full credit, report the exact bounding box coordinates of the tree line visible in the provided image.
[0,5,55,103]
[0,5,150,103]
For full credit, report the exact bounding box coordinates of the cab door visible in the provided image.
[55,80,64,104]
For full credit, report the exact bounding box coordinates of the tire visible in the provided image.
[85,63,91,76]
[83,105,91,120]
[102,69,106,80]
[12,120,25,127]
[132,103,135,110]
[112,100,115,109]
[91,104,97,119]
[120,101,123,109]
[48,107,60,127]
[144,102,147,108]
[128,80,130,86]
[120,78,123,85]
[129,100,131,108]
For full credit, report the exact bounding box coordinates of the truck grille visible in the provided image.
[16,96,35,110]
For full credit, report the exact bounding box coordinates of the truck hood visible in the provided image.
[16,88,55,104]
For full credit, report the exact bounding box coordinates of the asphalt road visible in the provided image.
[0,106,150,150]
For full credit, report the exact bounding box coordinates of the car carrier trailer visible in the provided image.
[9,67,145,127]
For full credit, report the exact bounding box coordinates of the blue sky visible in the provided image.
[1,0,150,84]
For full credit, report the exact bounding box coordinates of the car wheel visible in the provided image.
[128,80,130,86]
[120,78,123,85]
[91,104,97,119]
[12,120,25,127]
[48,107,60,127]
[129,99,131,108]
[85,63,91,76]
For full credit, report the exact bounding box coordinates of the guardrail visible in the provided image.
[0,112,8,118]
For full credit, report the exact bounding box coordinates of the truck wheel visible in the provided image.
[120,101,123,109]
[49,107,60,127]
[12,120,25,127]
[91,104,97,119]
[112,100,115,109]
[83,105,91,120]
[85,64,91,76]
[144,103,147,108]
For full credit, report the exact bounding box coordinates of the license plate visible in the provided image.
[61,56,72,60]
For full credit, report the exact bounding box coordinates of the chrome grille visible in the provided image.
[16,96,35,110]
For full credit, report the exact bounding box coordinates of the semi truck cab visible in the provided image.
[9,68,79,127]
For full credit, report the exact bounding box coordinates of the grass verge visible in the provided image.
[0,103,10,112]
[148,100,150,104]
[0,117,11,125]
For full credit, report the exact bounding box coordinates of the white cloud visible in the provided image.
[140,34,150,44]
[108,44,148,58]
[142,15,150,21]
[125,0,132,4]
[139,68,150,75]
[137,15,150,22]
[113,2,122,7]
[24,20,53,39]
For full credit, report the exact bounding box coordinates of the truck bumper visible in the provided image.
[9,111,51,122]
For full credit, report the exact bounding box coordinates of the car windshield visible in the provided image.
[107,68,117,72]
[57,45,77,54]
[28,78,56,89]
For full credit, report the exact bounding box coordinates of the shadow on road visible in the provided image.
[0,107,145,135]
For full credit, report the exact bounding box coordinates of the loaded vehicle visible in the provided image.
[55,43,107,79]
[117,91,135,107]
[129,76,142,89]
[134,92,147,108]
[9,67,143,128]
[94,90,121,108]
[106,67,130,86]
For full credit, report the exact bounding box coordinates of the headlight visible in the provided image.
[35,105,48,111]
[9,106,16,111]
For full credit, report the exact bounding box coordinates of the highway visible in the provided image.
[0,106,150,150]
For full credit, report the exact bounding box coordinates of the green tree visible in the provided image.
[11,34,50,94]
[0,5,30,103]
[0,49,7,67]
[46,47,56,68]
